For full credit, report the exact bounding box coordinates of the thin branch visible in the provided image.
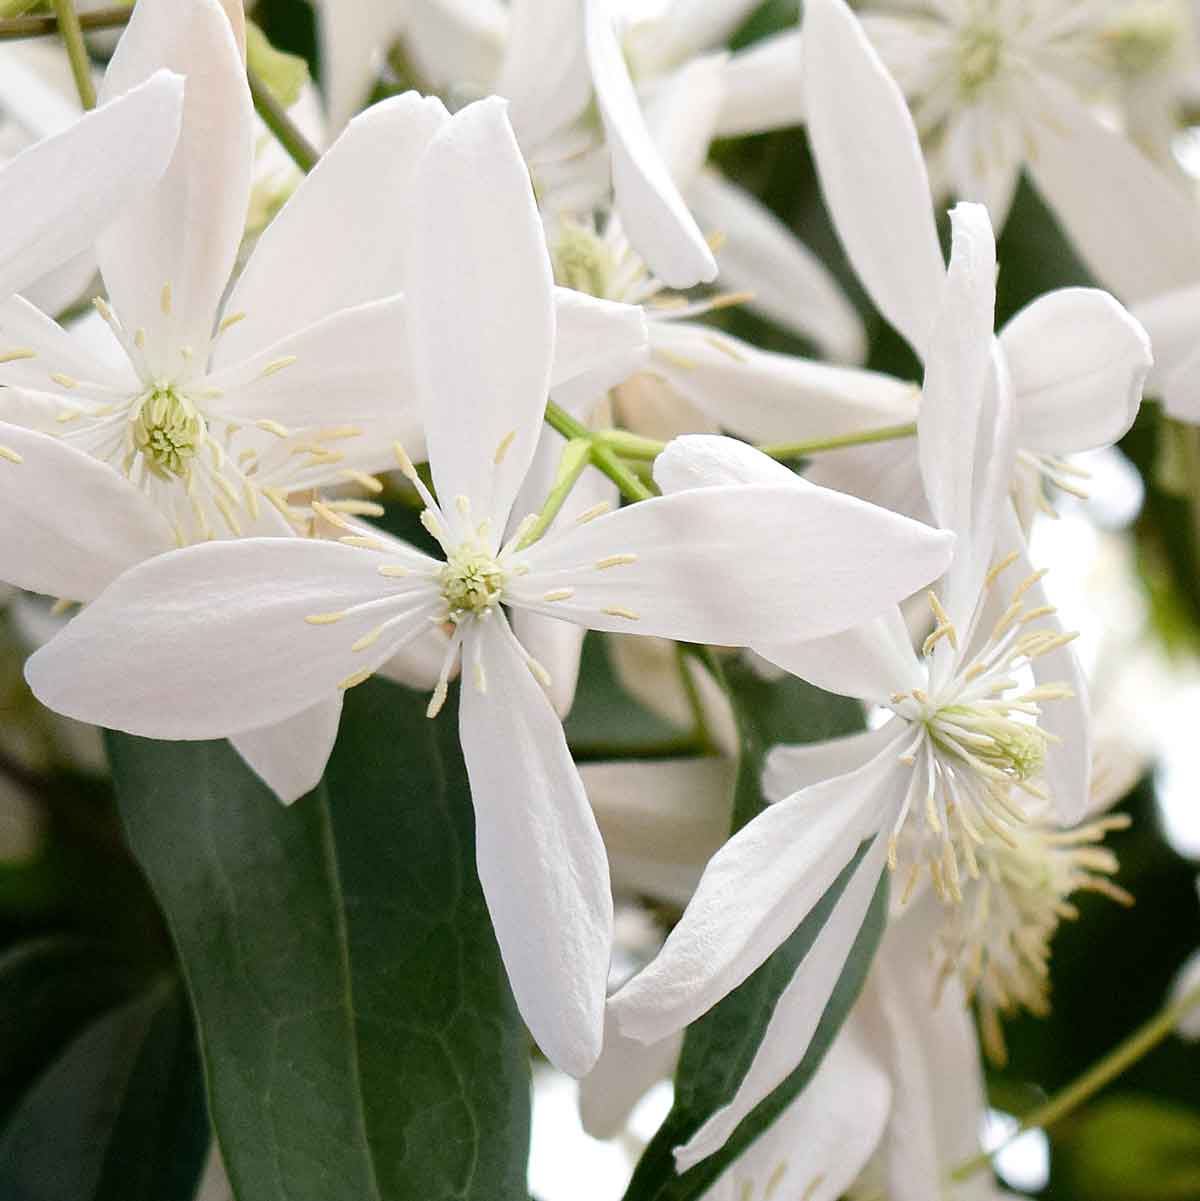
[49,0,96,109]
[0,4,129,41]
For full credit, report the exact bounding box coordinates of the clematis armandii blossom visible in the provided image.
[609,202,1093,1165]
[26,97,958,1079]
[791,0,1151,531]
[0,0,646,802]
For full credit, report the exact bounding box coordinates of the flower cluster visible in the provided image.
[3,0,1197,1196]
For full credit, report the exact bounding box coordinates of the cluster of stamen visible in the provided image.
[886,553,1078,903]
[956,24,1005,97]
[935,815,1133,1064]
[440,541,506,623]
[131,385,206,480]
[1102,2,1183,77]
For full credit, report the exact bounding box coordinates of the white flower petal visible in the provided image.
[1172,949,1200,1041]
[579,1015,683,1140]
[715,30,805,138]
[512,478,954,645]
[229,697,343,805]
[802,0,944,358]
[687,168,866,362]
[26,538,441,739]
[764,719,905,801]
[944,105,1023,230]
[0,71,182,301]
[313,0,403,131]
[1131,282,1200,397]
[1162,348,1200,423]
[608,735,904,1044]
[674,836,888,1168]
[215,92,450,367]
[758,612,921,705]
[801,438,929,527]
[636,0,763,71]
[643,51,727,193]
[404,0,506,94]
[1000,288,1151,454]
[1021,77,1200,303]
[550,287,649,395]
[204,296,416,442]
[458,618,613,1077]
[98,0,254,374]
[495,0,590,151]
[583,756,733,906]
[585,0,718,289]
[0,422,174,601]
[647,321,912,443]
[406,97,555,535]
[653,430,803,490]
[705,1013,890,1201]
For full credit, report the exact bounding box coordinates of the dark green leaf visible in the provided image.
[108,678,530,1201]
[622,658,882,1201]
[0,978,208,1201]
[0,936,148,1125]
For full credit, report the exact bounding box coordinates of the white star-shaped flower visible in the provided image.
[609,201,1093,1164]
[26,96,956,1079]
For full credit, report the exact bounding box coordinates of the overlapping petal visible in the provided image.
[229,696,344,806]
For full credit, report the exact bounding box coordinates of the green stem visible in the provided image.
[590,420,920,466]
[50,0,96,109]
[519,437,592,548]
[952,982,1200,1185]
[675,643,716,754]
[757,421,919,460]
[544,401,655,504]
[248,68,319,174]
[0,5,129,40]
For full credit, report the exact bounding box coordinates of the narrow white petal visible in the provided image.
[313,0,403,130]
[643,51,727,193]
[1132,282,1200,397]
[0,71,182,301]
[1172,950,1200,1041]
[802,439,930,527]
[608,737,903,1044]
[230,696,344,805]
[764,719,907,801]
[583,756,733,906]
[652,431,805,490]
[705,1014,890,1201]
[406,97,555,536]
[636,0,763,70]
[1021,77,1200,303]
[405,0,507,95]
[514,471,953,646]
[495,0,590,150]
[802,0,944,358]
[204,296,416,438]
[1000,288,1151,454]
[687,169,865,362]
[647,321,912,443]
[551,288,648,395]
[26,539,441,739]
[0,422,174,602]
[944,105,1023,231]
[458,619,613,1077]
[715,30,806,138]
[215,93,450,367]
[1162,348,1200,423]
[676,837,888,1167]
[758,612,921,705]
[579,1016,683,1140]
[98,0,254,374]
[585,0,718,288]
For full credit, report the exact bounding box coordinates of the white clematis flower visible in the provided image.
[608,203,1093,1165]
[798,0,1151,529]
[26,97,956,1079]
[0,0,646,803]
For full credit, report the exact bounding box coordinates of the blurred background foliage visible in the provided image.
[0,1,1198,1199]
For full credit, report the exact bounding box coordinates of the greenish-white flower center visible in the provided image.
[131,386,206,480]
[439,542,506,623]
[552,222,616,299]
[1104,3,1183,77]
[956,25,1005,98]
[929,703,1048,782]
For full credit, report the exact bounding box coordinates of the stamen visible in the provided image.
[494,430,516,464]
[304,612,346,625]
[595,554,637,569]
[543,588,574,602]
[0,348,35,363]
[603,606,640,621]
[160,283,172,315]
[261,356,297,378]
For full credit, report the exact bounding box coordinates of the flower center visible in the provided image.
[131,385,206,480]
[552,222,616,299]
[936,816,1132,1065]
[929,704,1048,782]
[957,25,1004,97]
[439,542,506,623]
[1104,3,1183,77]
